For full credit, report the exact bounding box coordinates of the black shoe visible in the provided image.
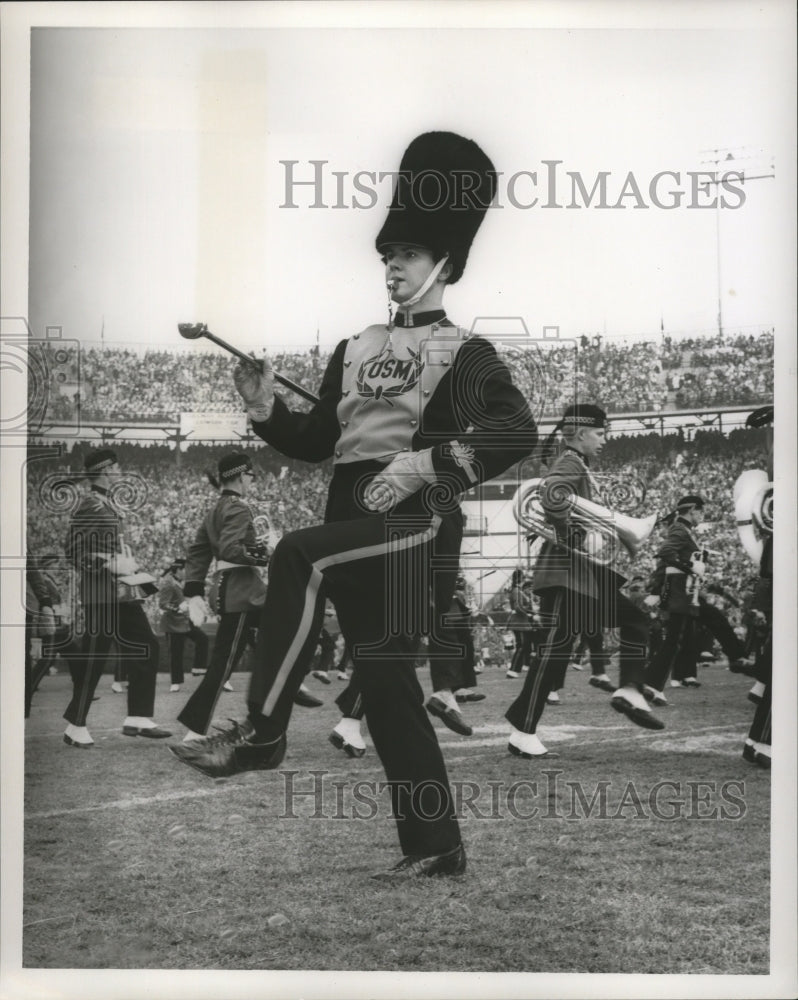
[507,741,560,760]
[455,691,486,703]
[753,750,771,769]
[311,670,332,685]
[747,690,763,706]
[329,731,366,758]
[589,676,617,693]
[370,844,466,883]
[170,732,286,779]
[294,689,323,708]
[191,669,207,676]
[63,734,94,749]
[682,677,701,688]
[610,694,665,731]
[122,725,173,739]
[729,657,756,676]
[742,743,757,764]
[425,696,472,736]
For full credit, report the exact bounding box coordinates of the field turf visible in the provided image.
[22,663,769,974]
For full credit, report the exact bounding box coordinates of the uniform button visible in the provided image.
[343,390,350,396]
[353,334,360,340]
[401,447,409,452]
[341,420,348,427]
[442,359,450,366]
[344,361,351,367]
[423,390,430,397]
[335,450,342,458]
[409,419,417,426]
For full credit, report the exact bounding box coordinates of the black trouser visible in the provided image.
[451,625,476,689]
[167,626,209,683]
[510,630,533,674]
[247,512,461,859]
[697,599,744,661]
[64,601,159,726]
[177,611,256,735]
[748,634,772,746]
[335,558,466,721]
[643,612,697,691]
[506,587,647,734]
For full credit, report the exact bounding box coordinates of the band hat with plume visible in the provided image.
[746,405,774,428]
[84,447,118,472]
[539,403,608,465]
[375,131,497,285]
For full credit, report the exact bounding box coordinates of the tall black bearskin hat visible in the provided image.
[746,405,773,428]
[375,131,497,284]
[676,495,704,511]
[84,447,118,473]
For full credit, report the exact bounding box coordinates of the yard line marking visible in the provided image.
[25,723,751,821]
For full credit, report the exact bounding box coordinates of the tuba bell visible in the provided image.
[512,478,657,565]
[733,469,773,565]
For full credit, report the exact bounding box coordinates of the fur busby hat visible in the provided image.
[746,405,773,428]
[375,131,497,284]
[84,448,117,473]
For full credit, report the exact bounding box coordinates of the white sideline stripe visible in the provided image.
[25,723,747,821]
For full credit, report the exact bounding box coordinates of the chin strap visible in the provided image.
[389,253,450,328]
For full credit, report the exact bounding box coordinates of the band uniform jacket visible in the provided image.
[65,488,137,605]
[648,515,700,616]
[532,448,624,599]
[250,320,538,527]
[158,575,191,634]
[508,584,533,630]
[183,492,268,614]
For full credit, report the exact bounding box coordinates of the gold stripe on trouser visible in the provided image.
[351,693,363,717]
[761,700,772,744]
[205,613,247,727]
[263,517,441,715]
[522,589,564,732]
[664,615,689,684]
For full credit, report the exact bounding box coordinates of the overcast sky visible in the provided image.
[25,12,792,353]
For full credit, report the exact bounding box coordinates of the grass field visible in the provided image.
[21,662,770,975]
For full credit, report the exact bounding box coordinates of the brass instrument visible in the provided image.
[733,469,773,565]
[512,477,657,565]
[116,534,158,599]
[684,548,721,606]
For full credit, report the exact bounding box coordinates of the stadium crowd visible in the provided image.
[34,329,773,425]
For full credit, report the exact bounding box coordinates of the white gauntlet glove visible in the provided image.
[107,554,139,576]
[364,449,436,513]
[689,559,707,578]
[187,595,210,627]
[233,356,275,422]
[643,594,660,609]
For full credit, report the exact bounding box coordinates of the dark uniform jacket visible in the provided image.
[159,575,191,633]
[65,487,133,604]
[648,516,700,615]
[251,319,538,525]
[532,447,624,599]
[183,491,268,614]
[507,584,533,629]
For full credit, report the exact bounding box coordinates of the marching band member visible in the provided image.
[505,404,663,759]
[173,453,270,743]
[741,405,773,768]
[170,131,538,882]
[642,496,750,704]
[158,558,209,692]
[63,449,171,747]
